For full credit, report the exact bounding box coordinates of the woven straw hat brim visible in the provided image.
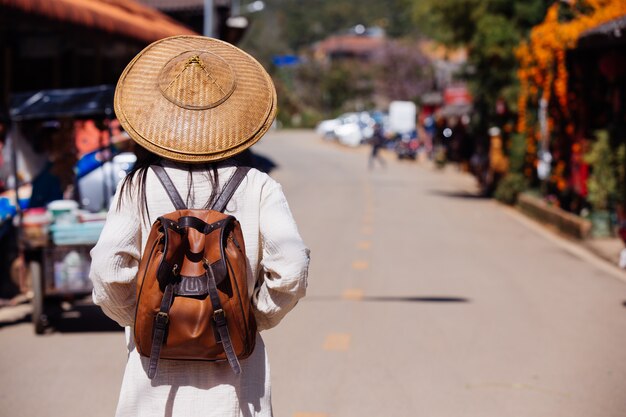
[114,36,277,163]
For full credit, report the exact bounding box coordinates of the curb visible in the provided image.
[580,239,622,266]
[500,203,626,282]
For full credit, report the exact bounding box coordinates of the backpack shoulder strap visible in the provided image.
[211,166,251,213]
[151,165,187,210]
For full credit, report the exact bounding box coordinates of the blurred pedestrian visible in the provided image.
[486,127,509,195]
[369,123,386,170]
[89,36,310,417]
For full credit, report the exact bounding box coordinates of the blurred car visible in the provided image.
[315,118,342,139]
[316,111,377,147]
[334,122,363,147]
[394,131,419,160]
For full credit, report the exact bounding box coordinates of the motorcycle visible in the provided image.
[394,131,419,160]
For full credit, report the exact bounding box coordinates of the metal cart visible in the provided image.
[27,241,94,334]
[8,85,117,334]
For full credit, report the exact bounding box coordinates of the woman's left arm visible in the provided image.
[253,180,310,331]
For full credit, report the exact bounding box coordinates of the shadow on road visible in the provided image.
[305,295,470,303]
[239,149,278,174]
[364,296,470,303]
[47,303,124,333]
[0,312,30,329]
[39,302,124,333]
[0,301,123,333]
[428,190,487,200]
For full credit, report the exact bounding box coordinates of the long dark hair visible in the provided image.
[117,145,222,225]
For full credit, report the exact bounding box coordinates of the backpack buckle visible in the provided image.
[213,308,226,323]
[155,312,169,326]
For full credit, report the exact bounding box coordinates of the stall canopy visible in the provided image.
[0,0,197,42]
[579,14,626,48]
[9,85,115,121]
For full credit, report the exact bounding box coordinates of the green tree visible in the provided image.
[319,62,374,114]
[584,131,618,211]
[239,0,429,120]
[243,0,418,55]
[411,0,549,132]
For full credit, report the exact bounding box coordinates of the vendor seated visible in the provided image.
[27,121,76,208]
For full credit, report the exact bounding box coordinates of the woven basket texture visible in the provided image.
[114,36,276,163]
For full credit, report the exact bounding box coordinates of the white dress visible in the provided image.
[89,161,310,417]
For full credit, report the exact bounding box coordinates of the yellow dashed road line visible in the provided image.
[342,288,364,301]
[356,240,371,250]
[351,260,369,270]
[323,333,351,351]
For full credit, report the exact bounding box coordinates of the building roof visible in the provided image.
[138,0,229,12]
[581,14,626,39]
[0,0,197,42]
[577,14,626,48]
[418,40,467,64]
[314,35,386,59]
[138,0,203,11]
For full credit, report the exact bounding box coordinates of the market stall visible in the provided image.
[5,84,134,333]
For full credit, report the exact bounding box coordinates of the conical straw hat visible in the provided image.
[114,35,277,163]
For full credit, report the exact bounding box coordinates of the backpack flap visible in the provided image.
[171,216,232,297]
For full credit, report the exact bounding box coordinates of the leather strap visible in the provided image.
[148,283,175,379]
[151,165,187,210]
[205,262,241,374]
[177,216,229,235]
[211,167,251,213]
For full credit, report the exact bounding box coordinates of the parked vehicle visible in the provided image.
[395,131,419,160]
[315,118,341,139]
[388,101,416,135]
[315,111,377,147]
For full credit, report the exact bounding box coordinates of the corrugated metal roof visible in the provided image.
[0,0,197,42]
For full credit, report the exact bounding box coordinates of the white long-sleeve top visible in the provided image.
[89,161,310,417]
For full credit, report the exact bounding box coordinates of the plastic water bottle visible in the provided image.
[63,251,87,290]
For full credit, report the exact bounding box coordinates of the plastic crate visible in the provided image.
[44,244,93,293]
[49,222,104,245]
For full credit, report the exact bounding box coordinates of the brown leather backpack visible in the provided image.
[134,165,256,379]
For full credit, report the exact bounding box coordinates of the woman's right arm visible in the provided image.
[89,182,142,327]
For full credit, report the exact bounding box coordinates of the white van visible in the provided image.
[388,101,417,134]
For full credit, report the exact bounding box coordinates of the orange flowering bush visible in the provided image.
[516,0,626,135]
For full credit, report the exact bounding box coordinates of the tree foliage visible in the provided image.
[371,41,433,103]
[242,0,417,56]
[239,0,433,121]
[411,0,549,130]
[584,131,618,211]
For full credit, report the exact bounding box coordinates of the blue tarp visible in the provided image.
[272,55,300,67]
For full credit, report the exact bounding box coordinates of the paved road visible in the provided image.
[2,129,626,417]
